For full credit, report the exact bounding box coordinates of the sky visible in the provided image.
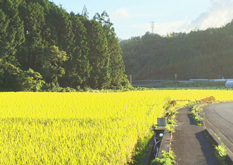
[51,0,233,40]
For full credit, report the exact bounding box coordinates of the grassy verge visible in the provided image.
[214,133,228,165]
[129,131,154,165]
[151,150,176,165]
[191,104,204,125]
[165,107,178,133]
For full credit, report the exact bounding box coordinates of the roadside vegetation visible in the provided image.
[213,134,228,165]
[191,104,204,125]
[129,130,154,165]
[151,150,176,165]
[165,107,178,133]
[215,143,227,164]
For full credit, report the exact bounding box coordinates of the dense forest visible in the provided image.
[121,21,233,80]
[0,0,130,91]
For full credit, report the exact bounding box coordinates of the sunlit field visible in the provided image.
[0,90,233,164]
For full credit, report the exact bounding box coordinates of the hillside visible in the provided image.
[121,21,233,80]
[0,0,128,91]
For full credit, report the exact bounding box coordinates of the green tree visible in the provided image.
[0,9,10,59]
[0,0,25,90]
[0,0,129,91]
[0,59,21,91]
[86,19,111,89]
[94,11,125,89]
[40,45,68,83]
[19,68,45,91]
[60,13,91,89]
[17,1,46,70]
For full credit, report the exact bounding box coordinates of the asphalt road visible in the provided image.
[214,103,233,124]
[171,107,221,165]
[203,102,233,153]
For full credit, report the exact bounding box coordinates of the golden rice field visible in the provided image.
[0,90,233,164]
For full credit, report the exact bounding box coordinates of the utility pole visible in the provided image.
[175,74,177,87]
[151,21,154,33]
[129,75,132,85]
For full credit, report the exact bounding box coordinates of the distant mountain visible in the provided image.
[121,22,233,80]
[118,38,123,43]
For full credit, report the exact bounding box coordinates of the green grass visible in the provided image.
[165,107,178,133]
[214,134,228,165]
[129,131,155,165]
[151,150,176,165]
[215,143,227,165]
[191,104,204,125]
[215,143,227,157]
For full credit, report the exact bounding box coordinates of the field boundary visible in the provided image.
[143,100,175,165]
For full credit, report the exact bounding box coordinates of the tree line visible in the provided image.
[121,21,233,80]
[0,0,130,91]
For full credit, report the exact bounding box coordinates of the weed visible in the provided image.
[163,98,172,110]
[215,143,227,165]
[166,124,175,133]
[215,143,227,157]
[167,119,177,125]
[213,134,228,165]
[191,104,204,125]
[151,150,176,165]
[166,107,178,117]
[165,107,177,133]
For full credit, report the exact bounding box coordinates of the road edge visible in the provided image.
[203,117,233,164]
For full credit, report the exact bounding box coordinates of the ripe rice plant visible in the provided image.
[0,90,233,164]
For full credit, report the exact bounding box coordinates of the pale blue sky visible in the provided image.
[51,0,233,39]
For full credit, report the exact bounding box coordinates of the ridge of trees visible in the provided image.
[121,22,233,80]
[0,0,130,91]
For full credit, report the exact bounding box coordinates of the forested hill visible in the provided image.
[0,0,129,91]
[121,21,233,80]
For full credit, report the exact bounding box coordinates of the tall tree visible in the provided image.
[17,1,46,70]
[0,9,10,60]
[94,11,125,89]
[60,13,91,89]
[86,19,110,89]
[0,0,25,90]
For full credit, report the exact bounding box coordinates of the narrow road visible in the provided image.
[171,107,221,165]
[203,102,233,153]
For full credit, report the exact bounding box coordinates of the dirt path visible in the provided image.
[171,107,221,165]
